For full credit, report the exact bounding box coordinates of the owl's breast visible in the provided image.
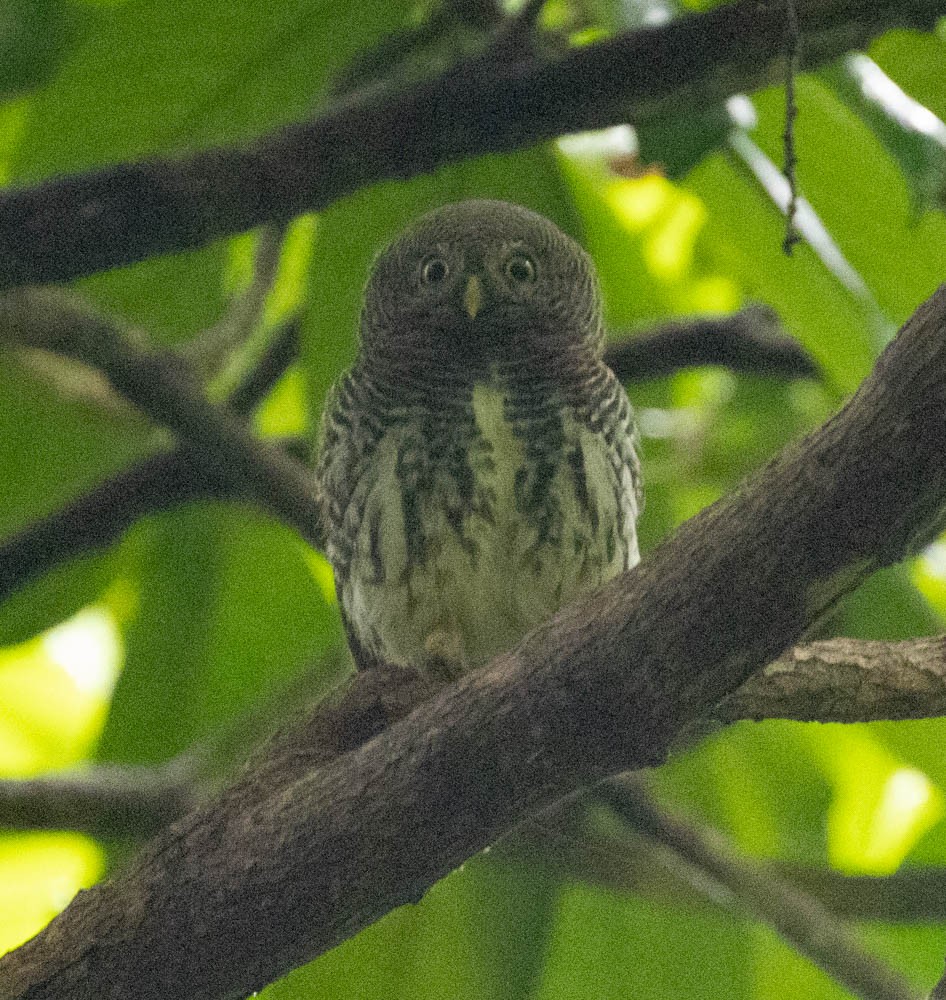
[336,376,639,677]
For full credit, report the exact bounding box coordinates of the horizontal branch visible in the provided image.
[0,765,195,841]
[2,283,945,999]
[605,306,820,383]
[718,636,946,723]
[0,0,939,288]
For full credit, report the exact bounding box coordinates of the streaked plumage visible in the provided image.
[316,200,641,678]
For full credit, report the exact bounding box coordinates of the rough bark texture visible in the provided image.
[719,636,946,723]
[0,0,940,289]
[2,286,946,999]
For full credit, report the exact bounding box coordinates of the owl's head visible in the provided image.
[360,200,604,380]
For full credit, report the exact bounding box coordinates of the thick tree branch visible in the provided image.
[1,285,945,999]
[5,633,946,837]
[0,0,940,289]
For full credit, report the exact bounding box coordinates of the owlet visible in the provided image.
[316,199,641,679]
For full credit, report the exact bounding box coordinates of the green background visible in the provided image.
[2,0,946,996]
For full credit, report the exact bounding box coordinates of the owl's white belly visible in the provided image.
[342,383,638,675]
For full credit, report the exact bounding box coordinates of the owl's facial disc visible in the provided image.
[360,200,604,378]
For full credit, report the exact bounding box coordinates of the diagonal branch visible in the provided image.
[505,827,946,925]
[1,284,945,999]
[0,316,300,604]
[600,777,920,1000]
[0,290,322,547]
[5,632,946,837]
[0,0,940,289]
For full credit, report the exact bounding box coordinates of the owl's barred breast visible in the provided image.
[324,369,639,677]
[316,199,642,677]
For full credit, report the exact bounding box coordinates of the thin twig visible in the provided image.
[185,223,289,378]
[0,647,351,838]
[600,778,921,1000]
[782,0,802,255]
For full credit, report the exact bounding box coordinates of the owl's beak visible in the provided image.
[463,275,483,320]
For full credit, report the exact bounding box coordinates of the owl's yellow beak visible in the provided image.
[463,275,482,320]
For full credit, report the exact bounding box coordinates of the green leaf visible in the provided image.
[749,78,946,325]
[0,554,111,647]
[0,1,77,101]
[637,102,734,179]
[823,56,946,218]
[98,505,340,763]
[537,883,753,999]
[265,858,557,1000]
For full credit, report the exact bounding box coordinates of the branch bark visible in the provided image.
[718,636,946,723]
[0,0,939,289]
[1,284,945,999]
[4,634,946,837]
[606,306,820,383]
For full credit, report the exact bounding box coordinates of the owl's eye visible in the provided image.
[420,256,450,284]
[504,253,537,284]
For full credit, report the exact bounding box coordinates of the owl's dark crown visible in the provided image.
[359,200,604,386]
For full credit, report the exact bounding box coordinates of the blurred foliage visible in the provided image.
[1,0,946,996]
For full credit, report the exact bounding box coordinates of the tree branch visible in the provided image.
[1,283,945,999]
[0,764,196,841]
[600,778,920,1000]
[183,223,289,379]
[505,826,946,924]
[605,305,820,383]
[0,0,939,289]
[0,316,301,604]
[0,302,811,605]
[718,636,946,723]
[0,291,322,547]
[6,632,946,837]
